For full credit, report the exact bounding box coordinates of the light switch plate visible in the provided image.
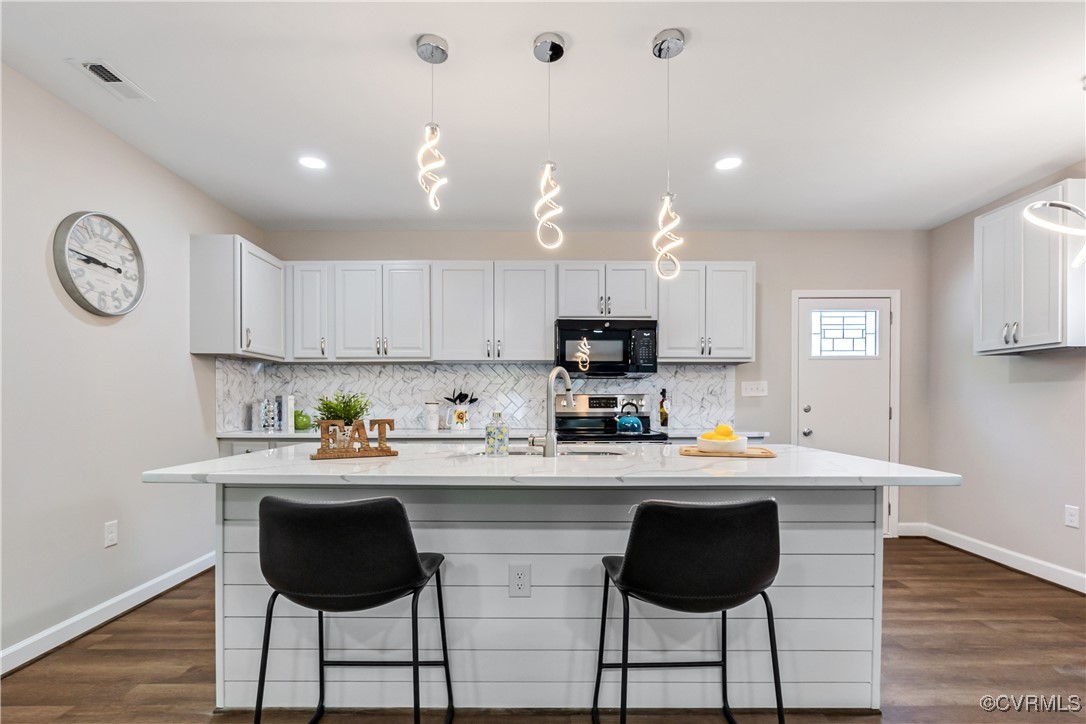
[1065,505,1080,529]
[741,381,769,397]
[104,520,118,548]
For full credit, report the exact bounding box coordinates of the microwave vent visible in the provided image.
[66,59,155,102]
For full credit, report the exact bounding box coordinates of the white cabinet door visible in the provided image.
[335,263,382,359]
[238,239,285,359]
[605,263,657,318]
[495,262,556,361]
[557,263,606,317]
[1016,187,1063,348]
[658,263,706,359]
[974,208,1015,353]
[383,263,431,358]
[705,262,755,360]
[432,262,494,360]
[291,263,329,359]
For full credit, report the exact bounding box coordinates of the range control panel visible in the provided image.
[557,394,646,416]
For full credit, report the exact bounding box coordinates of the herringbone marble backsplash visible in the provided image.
[217,358,734,432]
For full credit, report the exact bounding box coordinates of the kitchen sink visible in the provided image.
[466,445,631,457]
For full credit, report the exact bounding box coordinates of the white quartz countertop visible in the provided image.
[216,429,769,440]
[145,443,960,489]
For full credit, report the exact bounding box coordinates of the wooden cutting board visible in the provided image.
[678,446,776,459]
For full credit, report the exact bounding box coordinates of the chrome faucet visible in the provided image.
[529,366,574,457]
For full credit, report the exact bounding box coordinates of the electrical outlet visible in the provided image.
[508,563,531,598]
[1065,505,1080,529]
[104,520,118,548]
[741,381,769,397]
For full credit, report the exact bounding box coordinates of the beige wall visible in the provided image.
[922,162,1086,577]
[265,229,933,486]
[1,65,264,647]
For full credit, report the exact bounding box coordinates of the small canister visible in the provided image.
[484,411,510,457]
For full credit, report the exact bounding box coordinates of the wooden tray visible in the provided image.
[678,446,776,459]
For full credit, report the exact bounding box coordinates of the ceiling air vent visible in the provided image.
[66,58,155,102]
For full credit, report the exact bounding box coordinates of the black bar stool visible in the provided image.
[591,498,784,724]
[254,496,454,724]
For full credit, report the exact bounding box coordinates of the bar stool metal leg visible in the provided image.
[434,568,455,723]
[411,590,422,724]
[253,591,279,724]
[591,572,610,724]
[762,591,786,723]
[721,610,737,724]
[619,592,630,724]
[308,611,325,724]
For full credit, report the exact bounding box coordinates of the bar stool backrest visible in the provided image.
[617,498,780,613]
[259,496,427,610]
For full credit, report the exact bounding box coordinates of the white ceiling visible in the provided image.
[3,2,1083,232]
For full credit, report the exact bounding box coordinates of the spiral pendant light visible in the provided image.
[650,29,685,280]
[1023,200,1086,269]
[416,35,448,211]
[533,32,565,249]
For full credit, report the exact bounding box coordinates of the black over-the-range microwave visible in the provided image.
[555,319,658,378]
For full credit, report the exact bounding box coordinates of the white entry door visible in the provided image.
[795,295,897,534]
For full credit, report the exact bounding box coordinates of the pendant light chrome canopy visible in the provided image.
[533,32,565,249]
[651,28,685,280]
[416,34,448,211]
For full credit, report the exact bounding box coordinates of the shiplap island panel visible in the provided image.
[143,443,959,712]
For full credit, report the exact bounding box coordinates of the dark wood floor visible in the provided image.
[2,538,1083,723]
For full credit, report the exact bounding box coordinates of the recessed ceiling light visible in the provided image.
[298,156,327,170]
[714,157,743,171]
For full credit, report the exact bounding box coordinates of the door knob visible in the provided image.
[802,428,813,437]
[803,405,811,413]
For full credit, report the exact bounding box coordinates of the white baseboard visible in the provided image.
[0,551,214,675]
[897,523,1086,593]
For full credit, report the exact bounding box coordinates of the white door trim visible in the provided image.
[791,290,901,536]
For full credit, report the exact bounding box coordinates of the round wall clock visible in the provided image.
[53,212,145,317]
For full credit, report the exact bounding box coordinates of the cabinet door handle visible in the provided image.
[320,337,326,356]
[376,337,381,355]
[707,337,712,356]
[700,336,705,355]
[245,328,252,349]
[487,339,492,358]
[497,340,502,358]
[606,296,612,315]
[802,428,813,437]
[1011,322,1019,344]
[383,337,389,356]
[599,296,604,315]
[1002,323,1010,344]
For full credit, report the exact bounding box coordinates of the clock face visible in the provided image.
[53,212,144,316]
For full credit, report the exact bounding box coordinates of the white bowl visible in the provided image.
[697,435,748,453]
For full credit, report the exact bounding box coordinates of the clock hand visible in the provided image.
[72,250,122,274]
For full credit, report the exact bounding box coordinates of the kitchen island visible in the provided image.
[143,443,959,713]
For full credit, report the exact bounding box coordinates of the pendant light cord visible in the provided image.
[547,61,552,160]
[666,57,671,193]
[430,62,435,123]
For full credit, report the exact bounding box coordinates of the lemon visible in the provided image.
[715,424,734,437]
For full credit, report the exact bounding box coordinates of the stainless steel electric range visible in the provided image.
[553,393,669,443]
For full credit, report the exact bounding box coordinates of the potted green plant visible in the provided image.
[313,391,372,427]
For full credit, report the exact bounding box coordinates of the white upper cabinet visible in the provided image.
[334,263,382,359]
[658,261,755,363]
[431,262,556,362]
[291,263,329,359]
[557,262,656,318]
[606,263,658,317]
[658,263,706,358]
[705,262,756,360]
[974,179,1085,354]
[190,234,285,360]
[557,263,606,317]
[495,262,556,361]
[432,262,494,360]
[383,263,431,358]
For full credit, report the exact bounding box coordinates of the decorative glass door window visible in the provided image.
[810,310,879,357]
